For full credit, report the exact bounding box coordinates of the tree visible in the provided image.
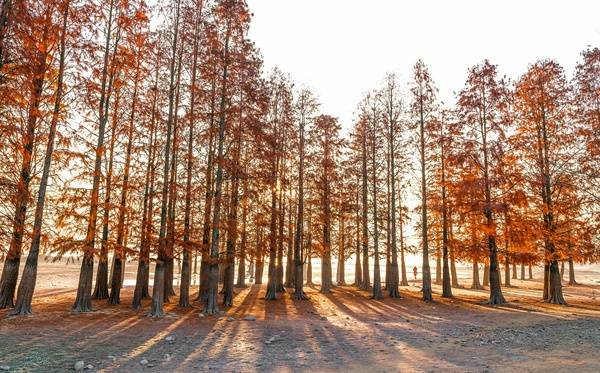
[456,60,510,304]
[0,0,56,309]
[292,88,318,299]
[108,2,150,305]
[309,114,344,294]
[409,59,436,301]
[148,0,182,317]
[365,93,384,300]
[433,109,454,298]
[513,60,576,304]
[71,0,122,313]
[380,73,403,298]
[11,0,72,315]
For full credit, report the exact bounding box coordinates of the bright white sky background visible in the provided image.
[246,0,600,129]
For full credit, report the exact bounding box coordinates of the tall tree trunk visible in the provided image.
[236,177,248,288]
[385,158,391,292]
[360,124,370,290]
[387,153,399,297]
[265,91,281,301]
[471,258,482,289]
[196,73,216,302]
[93,95,119,300]
[399,198,408,287]
[148,0,181,317]
[223,166,240,306]
[483,262,490,287]
[448,212,459,288]
[440,132,452,298]
[305,210,314,286]
[371,109,383,300]
[293,109,307,299]
[236,176,248,288]
[133,66,159,308]
[418,90,432,301]
[435,248,441,285]
[285,186,295,288]
[164,43,184,301]
[179,4,204,308]
[568,256,576,285]
[450,247,459,288]
[354,174,362,287]
[520,263,525,280]
[92,83,121,299]
[276,187,285,293]
[321,210,333,293]
[254,226,264,284]
[540,98,565,304]
[306,253,313,286]
[179,5,202,308]
[504,256,511,287]
[73,0,118,312]
[223,85,243,306]
[108,58,140,305]
[11,1,69,315]
[337,217,346,286]
[201,10,231,314]
[479,88,505,304]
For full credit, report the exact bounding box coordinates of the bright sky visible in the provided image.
[247,0,600,129]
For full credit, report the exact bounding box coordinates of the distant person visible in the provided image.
[413,266,418,280]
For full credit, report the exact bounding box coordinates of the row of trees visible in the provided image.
[0,0,598,318]
[0,0,357,316]
[346,55,599,305]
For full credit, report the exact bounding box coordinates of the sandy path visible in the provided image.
[0,260,599,372]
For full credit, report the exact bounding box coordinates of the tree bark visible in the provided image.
[520,263,525,280]
[504,255,511,288]
[471,259,483,289]
[568,256,576,285]
[337,217,346,286]
[483,262,490,287]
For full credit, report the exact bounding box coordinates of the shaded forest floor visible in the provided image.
[1,262,600,372]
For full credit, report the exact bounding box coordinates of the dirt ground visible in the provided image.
[1,260,599,372]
